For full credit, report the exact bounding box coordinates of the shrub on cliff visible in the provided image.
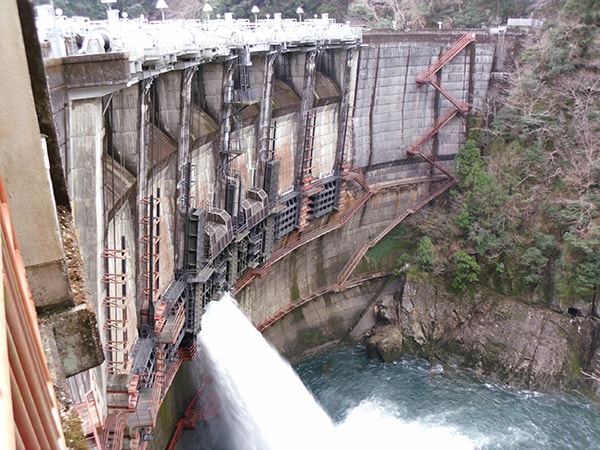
[451,251,481,294]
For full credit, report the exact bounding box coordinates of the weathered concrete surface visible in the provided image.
[354,32,495,185]
[62,52,130,89]
[49,304,105,377]
[69,98,104,312]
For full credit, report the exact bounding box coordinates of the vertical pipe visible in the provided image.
[9,369,44,450]
[176,67,196,271]
[7,316,56,449]
[1,177,66,449]
[256,50,277,190]
[138,79,154,328]
[0,226,16,450]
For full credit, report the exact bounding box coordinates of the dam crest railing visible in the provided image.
[36,6,363,67]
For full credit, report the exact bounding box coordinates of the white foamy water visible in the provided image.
[199,293,336,450]
[335,400,476,450]
[198,293,476,450]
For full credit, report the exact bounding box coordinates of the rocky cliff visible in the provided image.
[366,275,600,393]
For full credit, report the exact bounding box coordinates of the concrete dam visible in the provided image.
[5,3,510,448]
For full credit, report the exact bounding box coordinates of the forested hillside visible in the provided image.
[387,0,600,316]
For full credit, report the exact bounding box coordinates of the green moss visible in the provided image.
[62,409,87,450]
[289,256,300,301]
[290,281,300,302]
[567,352,582,379]
[295,326,327,351]
[326,315,344,335]
[291,306,305,322]
[316,256,328,286]
[158,394,173,434]
[366,224,416,271]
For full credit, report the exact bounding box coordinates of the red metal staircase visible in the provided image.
[416,32,476,86]
[336,179,456,287]
[407,108,460,157]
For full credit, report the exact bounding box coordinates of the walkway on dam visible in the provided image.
[36,5,362,65]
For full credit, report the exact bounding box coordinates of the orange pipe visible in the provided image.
[9,369,43,450]
[7,329,54,449]
[0,175,66,449]
[15,428,25,449]
[0,228,15,450]
[5,262,64,447]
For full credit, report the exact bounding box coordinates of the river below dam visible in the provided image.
[178,295,600,449]
[295,345,600,449]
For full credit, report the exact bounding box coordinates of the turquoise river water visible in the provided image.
[180,295,600,450]
[296,345,600,449]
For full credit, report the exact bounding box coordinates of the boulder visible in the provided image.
[365,325,404,363]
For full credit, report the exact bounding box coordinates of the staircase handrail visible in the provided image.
[337,179,456,286]
[417,32,476,84]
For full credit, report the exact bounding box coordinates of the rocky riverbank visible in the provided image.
[365,275,600,395]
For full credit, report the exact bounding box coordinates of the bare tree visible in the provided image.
[390,0,430,29]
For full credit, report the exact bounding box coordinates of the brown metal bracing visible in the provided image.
[406,108,460,157]
[429,76,470,113]
[415,32,476,87]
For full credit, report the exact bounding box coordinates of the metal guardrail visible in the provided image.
[36,6,363,64]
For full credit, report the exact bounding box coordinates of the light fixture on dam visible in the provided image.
[156,0,168,21]
[202,3,213,21]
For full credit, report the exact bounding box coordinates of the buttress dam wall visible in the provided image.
[35,14,507,446]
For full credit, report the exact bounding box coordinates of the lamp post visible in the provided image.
[296,6,304,22]
[202,3,213,21]
[251,5,259,22]
[101,0,117,11]
[156,0,168,21]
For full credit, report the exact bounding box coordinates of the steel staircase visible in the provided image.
[416,32,476,86]
[336,179,456,287]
